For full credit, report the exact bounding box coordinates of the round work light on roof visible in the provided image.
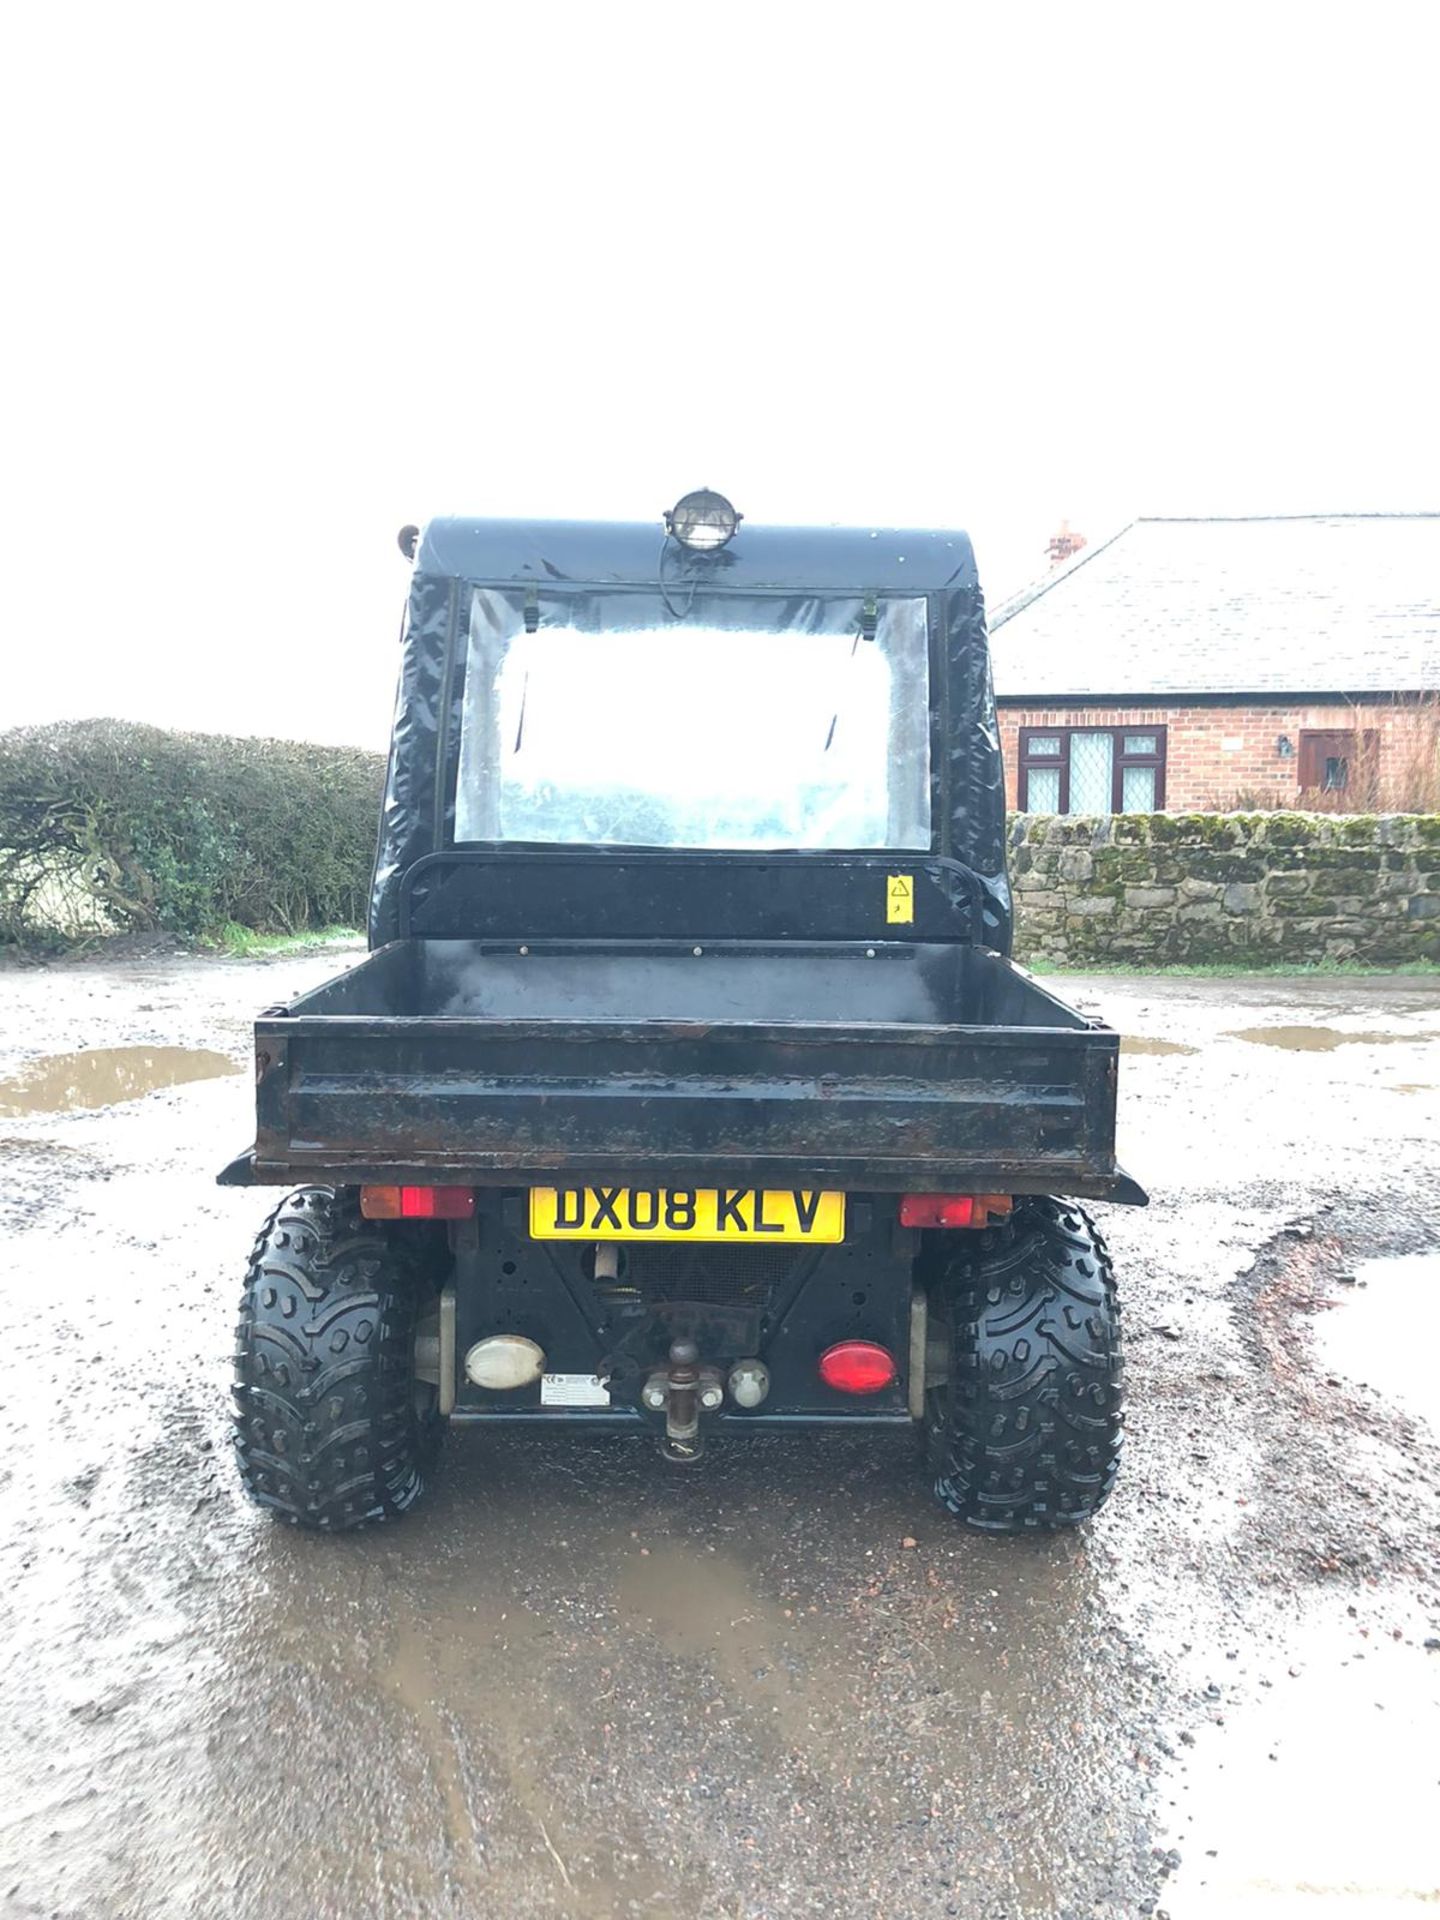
[664,488,742,552]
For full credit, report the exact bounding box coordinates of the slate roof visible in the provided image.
[988,514,1440,698]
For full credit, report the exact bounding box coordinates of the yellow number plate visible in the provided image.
[529,1186,846,1243]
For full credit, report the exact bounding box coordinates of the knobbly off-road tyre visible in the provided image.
[233,1186,442,1531]
[924,1196,1122,1533]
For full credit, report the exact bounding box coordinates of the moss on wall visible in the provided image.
[1010,813,1440,966]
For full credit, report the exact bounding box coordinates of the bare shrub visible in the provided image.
[1224,787,1291,811]
[1293,696,1438,812]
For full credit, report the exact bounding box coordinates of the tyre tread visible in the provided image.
[928,1196,1123,1533]
[232,1186,437,1532]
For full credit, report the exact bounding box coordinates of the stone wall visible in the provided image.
[1009,812,1440,966]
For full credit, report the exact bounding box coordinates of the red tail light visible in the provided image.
[898,1193,1013,1229]
[360,1184,475,1220]
[899,1193,976,1228]
[818,1339,897,1395]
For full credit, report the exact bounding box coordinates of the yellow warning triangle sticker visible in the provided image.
[889,876,912,898]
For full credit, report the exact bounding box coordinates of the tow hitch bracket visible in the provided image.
[642,1338,724,1463]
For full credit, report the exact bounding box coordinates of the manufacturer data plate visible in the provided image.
[540,1372,612,1409]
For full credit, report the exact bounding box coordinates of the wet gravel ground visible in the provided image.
[0,950,1437,1919]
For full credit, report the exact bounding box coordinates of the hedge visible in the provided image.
[0,721,385,943]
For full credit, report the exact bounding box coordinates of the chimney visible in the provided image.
[1048,519,1087,568]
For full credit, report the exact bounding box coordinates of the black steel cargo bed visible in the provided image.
[221,939,1142,1201]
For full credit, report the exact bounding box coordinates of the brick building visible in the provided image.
[989,514,1440,812]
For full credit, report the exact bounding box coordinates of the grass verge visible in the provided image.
[211,925,364,958]
[1021,957,1440,978]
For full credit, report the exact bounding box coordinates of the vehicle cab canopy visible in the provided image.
[370,512,1011,951]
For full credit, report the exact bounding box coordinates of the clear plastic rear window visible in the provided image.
[454,587,932,851]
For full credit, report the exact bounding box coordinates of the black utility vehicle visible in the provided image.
[222,491,1144,1533]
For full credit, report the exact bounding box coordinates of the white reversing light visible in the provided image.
[464,1334,546,1391]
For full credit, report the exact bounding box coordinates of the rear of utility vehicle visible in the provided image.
[222,496,1140,1536]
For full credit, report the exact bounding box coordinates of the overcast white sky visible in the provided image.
[2,1,1436,748]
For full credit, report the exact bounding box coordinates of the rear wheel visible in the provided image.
[924,1196,1122,1532]
[233,1186,443,1531]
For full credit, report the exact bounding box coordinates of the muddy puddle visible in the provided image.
[1165,1605,1440,1915]
[1122,1036,1198,1056]
[1313,1250,1440,1431]
[0,1046,240,1116]
[616,1538,782,1664]
[613,1539,848,1763]
[1225,1025,1433,1051]
[348,1474,1134,1916]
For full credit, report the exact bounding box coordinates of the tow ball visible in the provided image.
[641,1338,725,1463]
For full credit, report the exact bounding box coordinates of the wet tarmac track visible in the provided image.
[0,951,1437,1918]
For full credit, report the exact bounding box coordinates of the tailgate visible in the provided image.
[251,1012,1122,1194]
